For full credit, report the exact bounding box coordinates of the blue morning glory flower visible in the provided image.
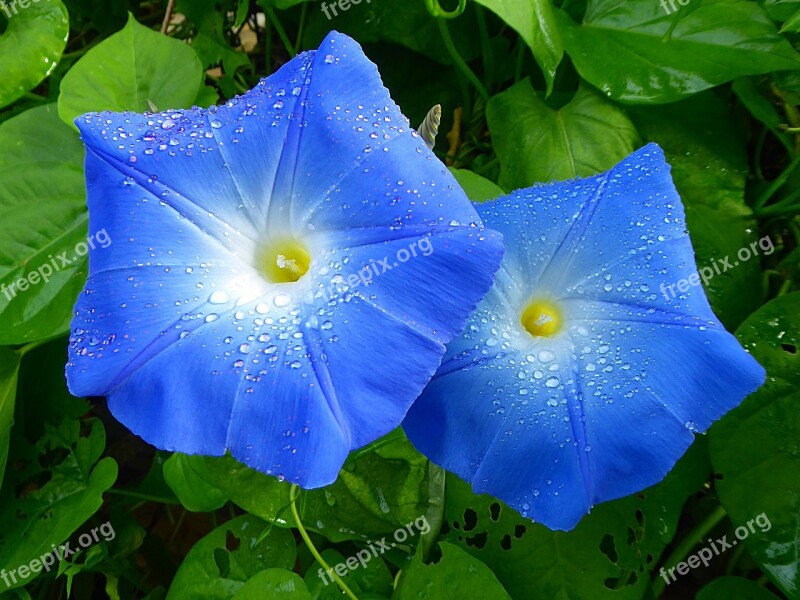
[66,32,503,488]
[403,144,765,531]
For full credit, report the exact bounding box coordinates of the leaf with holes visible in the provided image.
[440,439,709,599]
[166,514,297,600]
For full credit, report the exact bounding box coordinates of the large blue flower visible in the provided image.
[403,144,765,531]
[66,32,503,488]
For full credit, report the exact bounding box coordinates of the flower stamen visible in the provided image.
[521,299,562,338]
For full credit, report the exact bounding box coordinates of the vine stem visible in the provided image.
[436,18,490,102]
[265,7,295,57]
[754,151,800,210]
[289,485,359,600]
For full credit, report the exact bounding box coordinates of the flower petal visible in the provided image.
[404,144,765,530]
[68,32,503,488]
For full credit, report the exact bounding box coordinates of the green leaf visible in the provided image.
[0,0,69,109]
[779,6,800,31]
[163,453,229,512]
[166,515,297,600]
[58,13,203,127]
[628,92,764,329]
[395,542,511,600]
[474,0,564,96]
[449,168,504,203]
[233,569,313,599]
[487,79,639,190]
[0,347,21,487]
[0,418,118,590]
[762,0,800,23]
[697,576,783,600]
[440,440,709,599]
[190,434,432,544]
[710,292,800,599]
[0,104,88,345]
[556,0,800,104]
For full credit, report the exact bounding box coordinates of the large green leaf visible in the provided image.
[0,347,21,487]
[0,104,88,345]
[710,293,800,599]
[486,79,639,189]
[395,542,511,600]
[0,417,117,590]
[187,434,433,544]
[58,13,203,126]
[556,0,800,104]
[163,453,229,512]
[474,0,564,96]
[166,515,297,600]
[440,440,709,599]
[628,92,764,329]
[0,0,69,109]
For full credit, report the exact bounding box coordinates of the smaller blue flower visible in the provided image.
[403,144,765,531]
[66,32,503,488]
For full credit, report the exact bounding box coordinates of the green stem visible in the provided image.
[295,1,308,53]
[437,18,489,102]
[754,151,800,210]
[425,0,466,19]
[264,14,273,75]
[290,485,359,600]
[755,201,800,218]
[652,505,727,598]
[475,4,494,91]
[265,7,295,57]
[778,278,794,297]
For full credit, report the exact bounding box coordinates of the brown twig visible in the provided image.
[160,0,176,35]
